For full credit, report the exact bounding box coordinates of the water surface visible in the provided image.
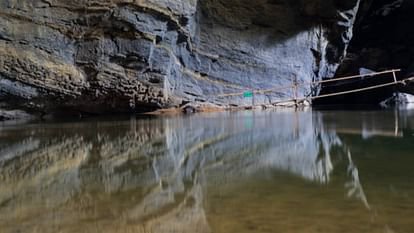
[1,109,414,233]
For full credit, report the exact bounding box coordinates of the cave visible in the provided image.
[315,0,414,106]
[0,0,413,119]
[2,2,414,232]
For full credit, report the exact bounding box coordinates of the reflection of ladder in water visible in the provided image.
[328,109,403,138]
[218,69,414,107]
[345,149,371,210]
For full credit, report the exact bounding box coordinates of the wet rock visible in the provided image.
[0,109,33,121]
[182,105,196,114]
[381,92,414,108]
[0,0,361,114]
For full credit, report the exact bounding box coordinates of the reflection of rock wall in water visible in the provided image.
[0,111,344,232]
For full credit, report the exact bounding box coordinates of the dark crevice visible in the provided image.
[317,0,414,105]
[0,34,12,42]
[109,54,149,70]
[184,91,200,97]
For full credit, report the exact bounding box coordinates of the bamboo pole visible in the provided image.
[392,71,398,83]
[293,75,298,107]
[214,70,414,108]
[311,81,397,100]
[216,69,401,98]
[270,77,414,106]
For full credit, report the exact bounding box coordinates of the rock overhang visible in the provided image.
[0,0,362,117]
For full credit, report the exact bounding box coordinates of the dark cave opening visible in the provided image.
[315,0,414,106]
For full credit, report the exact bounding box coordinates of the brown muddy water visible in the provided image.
[0,109,414,233]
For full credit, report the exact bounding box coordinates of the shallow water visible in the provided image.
[0,109,414,233]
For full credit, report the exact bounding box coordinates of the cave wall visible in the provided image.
[0,0,361,116]
[323,0,414,104]
[340,0,414,74]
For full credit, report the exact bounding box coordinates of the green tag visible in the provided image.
[243,91,253,98]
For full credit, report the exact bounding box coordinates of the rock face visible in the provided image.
[340,0,414,76]
[318,0,414,105]
[0,0,361,115]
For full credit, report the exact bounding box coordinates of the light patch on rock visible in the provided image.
[375,0,404,16]
[380,92,414,109]
[0,109,33,121]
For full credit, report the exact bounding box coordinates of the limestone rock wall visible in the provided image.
[0,0,361,115]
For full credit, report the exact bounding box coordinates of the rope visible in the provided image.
[269,77,414,106]
[216,69,401,98]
